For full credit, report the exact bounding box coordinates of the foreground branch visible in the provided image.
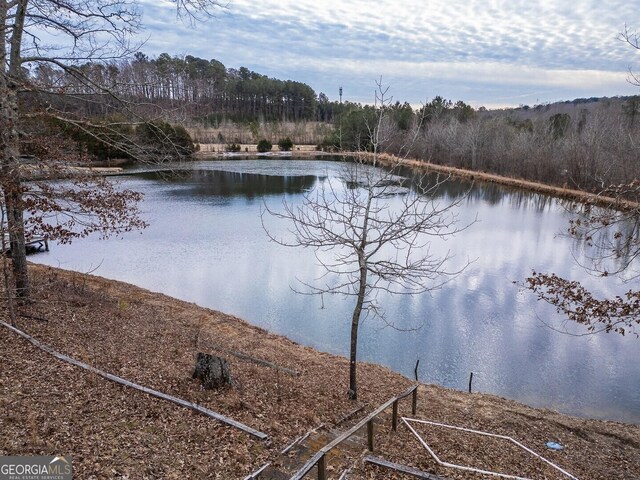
[526,272,639,337]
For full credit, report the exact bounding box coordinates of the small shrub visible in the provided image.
[226,143,241,152]
[278,137,294,151]
[137,121,196,159]
[257,139,272,153]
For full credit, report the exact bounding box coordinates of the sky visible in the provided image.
[135,0,640,108]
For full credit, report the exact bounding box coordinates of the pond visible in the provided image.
[31,159,640,424]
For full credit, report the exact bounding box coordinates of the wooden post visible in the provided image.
[392,400,398,431]
[367,419,374,451]
[317,454,326,480]
[468,372,473,393]
[412,388,417,415]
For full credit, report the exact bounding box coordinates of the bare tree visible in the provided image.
[263,84,473,399]
[0,0,224,298]
[620,24,640,87]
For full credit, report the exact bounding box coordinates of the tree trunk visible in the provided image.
[192,352,232,390]
[0,87,29,298]
[1,0,30,298]
[349,299,362,400]
[1,207,17,326]
[4,188,29,297]
[348,183,374,401]
[349,252,368,400]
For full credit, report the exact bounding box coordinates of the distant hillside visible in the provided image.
[487,95,637,119]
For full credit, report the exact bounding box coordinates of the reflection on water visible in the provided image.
[140,169,320,199]
[32,159,640,424]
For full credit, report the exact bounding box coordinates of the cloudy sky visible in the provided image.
[136,0,640,108]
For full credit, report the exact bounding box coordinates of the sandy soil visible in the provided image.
[1,264,638,479]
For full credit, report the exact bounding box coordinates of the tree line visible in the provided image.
[321,95,640,193]
[26,49,640,194]
[31,53,324,124]
[25,47,640,193]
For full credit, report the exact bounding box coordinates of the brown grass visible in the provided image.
[195,143,320,154]
[372,153,640,211]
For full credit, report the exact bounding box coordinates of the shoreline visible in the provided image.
[372,152,639,211]
[194,144,638,210]
[1,264,638,478]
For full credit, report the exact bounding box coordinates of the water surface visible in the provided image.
[31,159,640,423]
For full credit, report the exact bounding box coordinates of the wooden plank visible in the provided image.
[2,233,49,253]
[363,456,447,480]
[281,424,324,454]
[242,462,270,480]
[290,384,418,480]
[0,320,269,441]
[335,405,366,426]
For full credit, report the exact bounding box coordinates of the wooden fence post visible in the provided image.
[412,388,418,415]
[367,419,374,451]
[317,454,326,480]
[392,400,398,431]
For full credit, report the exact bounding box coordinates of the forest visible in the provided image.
[23,51,640,193]
[30,53,321,123]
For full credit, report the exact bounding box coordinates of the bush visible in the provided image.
[278,137,294,151]
[257,139,272,153]
[49,116,134,160]
[226,142,241,152]
[137,121,196,159]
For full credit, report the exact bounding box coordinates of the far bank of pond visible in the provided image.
[195,147,639,211]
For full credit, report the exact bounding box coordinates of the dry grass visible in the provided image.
[188,122,332,146]
[1,264,638,479]
[195,143,319,154]
[373,153,640,211]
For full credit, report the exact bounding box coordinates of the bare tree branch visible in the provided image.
[1,0,224,298]
[263,83,474,399]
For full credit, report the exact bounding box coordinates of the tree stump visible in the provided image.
[192,353,232,389]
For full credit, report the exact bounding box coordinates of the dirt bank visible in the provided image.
[1,265,638,478]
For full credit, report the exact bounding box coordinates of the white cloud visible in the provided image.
[133,0,640,106]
